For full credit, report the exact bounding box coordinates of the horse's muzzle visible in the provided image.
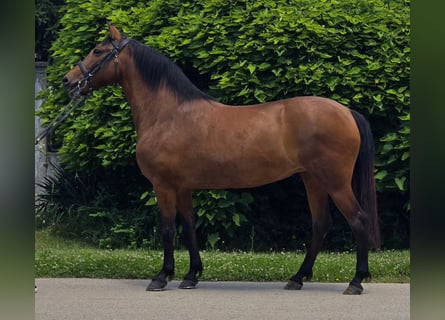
[62,75,89,96]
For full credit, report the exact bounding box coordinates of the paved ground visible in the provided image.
[35,278,409,320]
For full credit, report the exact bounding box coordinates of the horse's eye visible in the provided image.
[93,48,102,55]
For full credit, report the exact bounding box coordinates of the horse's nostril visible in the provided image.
[62,76,70,88]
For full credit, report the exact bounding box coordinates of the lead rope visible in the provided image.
[35,90,86,145]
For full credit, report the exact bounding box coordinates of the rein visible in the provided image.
[35,37,131,145]
[35,91,86,145]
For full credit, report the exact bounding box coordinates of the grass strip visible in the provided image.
[35,230,409,283]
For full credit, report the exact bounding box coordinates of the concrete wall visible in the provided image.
[35,62,59,195]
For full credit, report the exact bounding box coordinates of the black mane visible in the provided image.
[128,39,214,102]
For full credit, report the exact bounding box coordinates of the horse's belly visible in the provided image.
[182,155,303,189]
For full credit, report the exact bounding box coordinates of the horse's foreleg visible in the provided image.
[286,173,331,290]
[177,190,203,289]
[330,188,371,295]
[146,186,177,291]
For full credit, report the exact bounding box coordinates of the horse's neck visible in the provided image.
[119,62,178,137]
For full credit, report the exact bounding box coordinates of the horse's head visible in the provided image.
[63,24,130,96]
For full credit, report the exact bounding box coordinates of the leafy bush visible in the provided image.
[36,164,159,249]
[35,0,64,61]
[37,0,410,249]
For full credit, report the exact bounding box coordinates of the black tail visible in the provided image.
[350,110,381,249]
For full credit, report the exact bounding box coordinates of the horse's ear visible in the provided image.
[109,24,122,42]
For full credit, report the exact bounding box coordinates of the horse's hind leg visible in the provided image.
[330,187,371,295]
[176,189,203,289]
[285,173,332,290]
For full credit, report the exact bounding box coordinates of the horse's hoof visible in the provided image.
[179,279,198,289]
[146,278,168,291]
[343,283,363,295]
[284,280,303,290]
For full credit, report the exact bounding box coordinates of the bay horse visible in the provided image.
[63,24,380,294]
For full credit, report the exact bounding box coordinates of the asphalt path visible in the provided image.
[35,278,409,320]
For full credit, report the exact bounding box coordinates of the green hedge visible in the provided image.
[37,0,410,250]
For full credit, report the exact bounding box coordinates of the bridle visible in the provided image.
[76,36,131,92]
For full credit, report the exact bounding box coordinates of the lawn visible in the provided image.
[35,229,409,283]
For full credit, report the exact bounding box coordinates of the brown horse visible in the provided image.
[63,24,380,295]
